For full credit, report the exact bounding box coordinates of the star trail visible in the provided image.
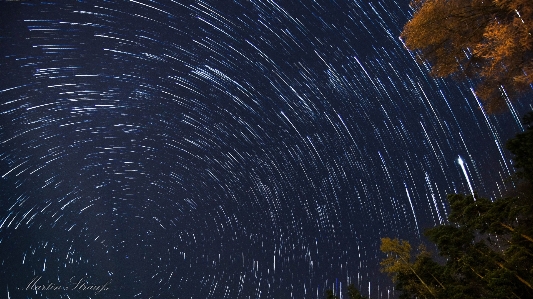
[0,0,531,298]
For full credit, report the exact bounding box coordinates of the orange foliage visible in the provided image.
[402,0,533,113]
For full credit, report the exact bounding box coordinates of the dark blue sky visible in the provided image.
[0,0,531,298]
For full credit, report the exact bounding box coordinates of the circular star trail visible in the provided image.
[0,0,531,298]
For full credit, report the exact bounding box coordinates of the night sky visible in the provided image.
[0,0,531,298]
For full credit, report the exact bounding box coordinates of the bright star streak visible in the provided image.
[458,155,475,199]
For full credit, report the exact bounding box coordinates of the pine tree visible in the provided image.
[380,112,533,298]
[324,283,367,299]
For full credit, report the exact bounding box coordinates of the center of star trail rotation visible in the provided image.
[0,0,531,298]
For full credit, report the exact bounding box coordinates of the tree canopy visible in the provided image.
[378,112,533,298]
[327,114,533,298]
[401,0,533,113]
[324,284,368,299]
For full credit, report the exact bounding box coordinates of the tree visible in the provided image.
[379,112,533,298]
[401,0,533,113]
[380,238,443,299]
[381,192,533,298]
[324,283,367,299]
[325,289,339,299]
[425,193,533,298]
[346,283,368,299]
[507,111,533,183]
